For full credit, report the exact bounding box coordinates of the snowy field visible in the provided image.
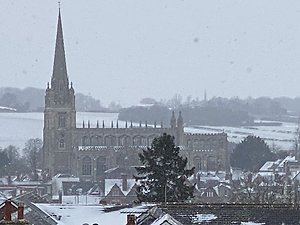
[0,112,297,150]
[185,121,297,150]
[0,112,118,149]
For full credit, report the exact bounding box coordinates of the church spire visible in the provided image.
[51,7,69,91]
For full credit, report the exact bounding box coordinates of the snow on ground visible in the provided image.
[191,214,217,223]
[241,222,265,225]
[36,204,128,225]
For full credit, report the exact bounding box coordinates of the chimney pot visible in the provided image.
[127,214,136,225]
[17,202,24,220]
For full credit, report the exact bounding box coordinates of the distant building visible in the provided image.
[42,9,229,182]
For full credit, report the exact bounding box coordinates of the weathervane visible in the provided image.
[58,1,61,9]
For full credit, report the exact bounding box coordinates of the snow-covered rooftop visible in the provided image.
[105,179,136,196]
[151,213,183,225]
[36,204,141,225]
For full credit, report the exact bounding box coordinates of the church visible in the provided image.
[42,9,229,181]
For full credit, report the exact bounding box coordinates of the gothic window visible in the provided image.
[193,156,201,172]
[90,136,98,146]
[141,136,147,146]
[207,156,216,171]
[206,191,214,197]
[104,135,116,146]
[59,139,65,149]
[82,136,88,146]
[96,156,106,175]
[58,114,66,128]
[193,139,199,149]
[133,136,141,146]
[97,136,103,146]
[199,141,205,149]
[82,156,92,175]
[118,135,130,146]
[187,139,192,148]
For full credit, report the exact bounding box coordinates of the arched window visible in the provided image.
[207,156,216,171]
[133,136,141,146]
[193,156,201,172]
[82,136,88,146]
[90,136,97,146]
[104,135,116,146]
[97,136,103,146]
[58,114,66,128]
[141,137,147,146]
[187,140,192,148]
[96,156,106,175]
[118,135,129,146]
[59,139,65,149]
[82,156,92,175]
[193,139,199,149]
[199,141,205,149]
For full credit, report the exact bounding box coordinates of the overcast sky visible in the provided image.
[1,0,300,106]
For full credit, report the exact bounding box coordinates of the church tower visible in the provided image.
[43,8,76,176]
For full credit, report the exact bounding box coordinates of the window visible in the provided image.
[82,156,92,175]
[96,156,106,175]
[141,137,147,146]
[133,136,141,146]
[104,135,116,146]
[206,191,214,197]
[58,114,66,127]
[207,156,216,171]
[187,140,192,148]
[119,135,130,146]
[82,136,88,146]
[193,140,199,149]
[193,156,201,172]
[59,139,65,148]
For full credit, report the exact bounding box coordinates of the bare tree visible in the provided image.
[23,138,42,181]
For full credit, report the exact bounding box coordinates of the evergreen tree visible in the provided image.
[135,133,194,203]
[231,135,275,172]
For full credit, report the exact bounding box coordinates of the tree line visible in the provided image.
[119,95,293,126]
[0,138,42,181]
[0,87,120,112]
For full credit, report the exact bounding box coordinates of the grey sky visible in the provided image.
[1,0,300,106]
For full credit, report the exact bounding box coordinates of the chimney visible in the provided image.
[4,200,12,221]
[126,214,136,225]
[17,202,24,220]
[121,174,128,192]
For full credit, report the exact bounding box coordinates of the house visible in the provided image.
[133,203,300,225]
[100,175,138,205]
[191,171,232,203]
